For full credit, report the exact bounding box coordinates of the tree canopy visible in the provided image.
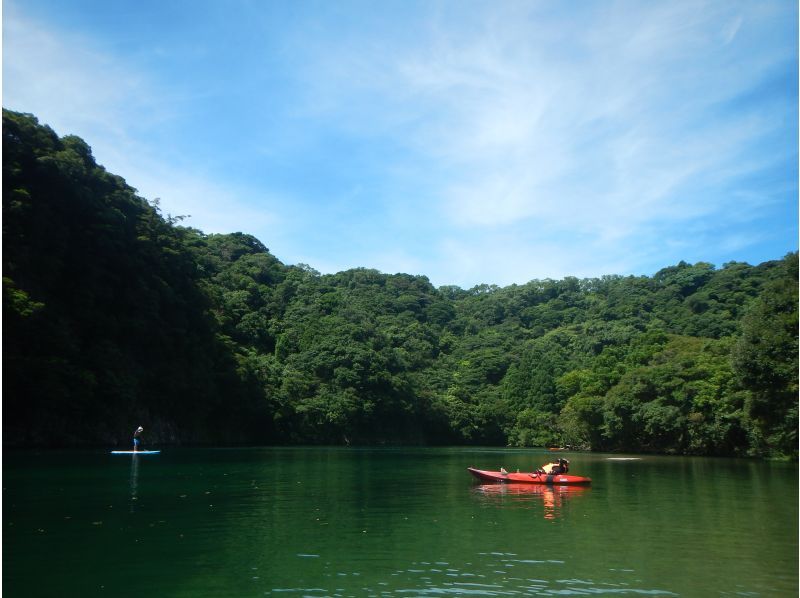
[4,109,797,457]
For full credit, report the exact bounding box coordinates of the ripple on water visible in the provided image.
[258,553,678,597]
[305,555,680,597]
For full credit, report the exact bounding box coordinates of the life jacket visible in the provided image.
[542,461,568,474]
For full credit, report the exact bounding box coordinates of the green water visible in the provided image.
[3,448,797,597]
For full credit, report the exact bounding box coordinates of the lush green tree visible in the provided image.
[3,109,796,456]
[3,110,267,446]
[732,253,798,457]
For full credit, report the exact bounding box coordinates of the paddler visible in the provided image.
[538,457,569,475]
[133,426,144,452]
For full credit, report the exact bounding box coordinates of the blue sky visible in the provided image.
[3,0,797,288]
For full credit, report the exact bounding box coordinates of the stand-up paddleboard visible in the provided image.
[111,450,160,454]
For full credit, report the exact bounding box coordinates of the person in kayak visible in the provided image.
[539,458,569,475]
[133,426,144,452]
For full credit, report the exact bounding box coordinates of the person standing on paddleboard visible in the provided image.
[133,426,144,452]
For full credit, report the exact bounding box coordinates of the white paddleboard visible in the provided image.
[111,450,161,454]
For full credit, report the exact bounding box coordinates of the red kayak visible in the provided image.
[467,467,591,485]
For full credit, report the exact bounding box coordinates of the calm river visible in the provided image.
[3,447,797,597]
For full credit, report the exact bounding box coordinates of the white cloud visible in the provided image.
[721,15,744,45]
[4,0,794,288]
[118,161,282,235]
[281,0,795,283]
[431,232,640,289]
[356,2,790,276]
[3,6,163,155]
[2,4,284,243]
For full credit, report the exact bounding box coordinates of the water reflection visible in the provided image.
[473,483,589,519]
[129,454,140,512]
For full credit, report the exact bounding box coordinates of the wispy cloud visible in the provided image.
[3,0,795,288]
[3,6,162,155]
[2,3,288,246]
[294,0,796,283]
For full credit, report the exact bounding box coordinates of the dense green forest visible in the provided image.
[3,110,798,457]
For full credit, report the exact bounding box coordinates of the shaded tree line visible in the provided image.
[3,110,797,457]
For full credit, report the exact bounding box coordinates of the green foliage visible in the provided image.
[732,253,799,457]
[2,110,265,446]
[507,409,561,448]
[3,109,797,457]
[502,328,582,415]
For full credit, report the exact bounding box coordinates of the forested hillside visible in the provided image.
[4,110,797,457]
